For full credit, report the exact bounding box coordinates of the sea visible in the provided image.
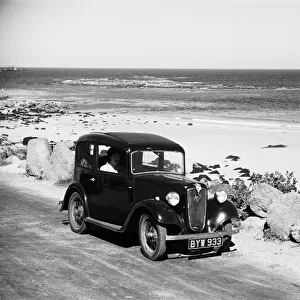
[1,68,300,125]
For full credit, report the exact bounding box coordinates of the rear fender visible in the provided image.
[59,182,88,213]
[206,198,239,232]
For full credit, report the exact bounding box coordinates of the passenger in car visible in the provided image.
[79,143,93,169]
[100,147,121,173]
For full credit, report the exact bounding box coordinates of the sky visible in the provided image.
[0,0,299,69]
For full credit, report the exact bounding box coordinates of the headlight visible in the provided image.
[215,191,227,203]
[166,192,180,206]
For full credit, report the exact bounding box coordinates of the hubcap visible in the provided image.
[72,199,83,228]
[144,219,158,252]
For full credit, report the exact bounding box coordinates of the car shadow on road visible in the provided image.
[62,218,139,248]
[89,225,140,248]
[61,219,235,260]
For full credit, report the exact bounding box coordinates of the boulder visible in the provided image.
[290,221,300,243]
[248,183,282,217]
[267,192,300,241]
[42,142,74,182]
[26,138,51,177]
[1,155,22,166]
[23,136,38,146]
[240,216,266,239]
[13,144,27,160]
[0,144,27,163]
[209,183,231,194]
[63,140,76,150]
[0,147,8,163]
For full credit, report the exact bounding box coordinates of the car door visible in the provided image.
[87,145,134,226]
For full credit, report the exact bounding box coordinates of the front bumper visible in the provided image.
[166,229,238,241]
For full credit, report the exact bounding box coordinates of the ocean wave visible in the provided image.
[60,77,198,89]
[233,85,257,89]
[275,87,300,91]
[59,77,300,91]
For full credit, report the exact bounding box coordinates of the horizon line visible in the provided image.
[1,66,300,71]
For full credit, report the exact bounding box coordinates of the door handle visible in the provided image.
[89,177,96,182]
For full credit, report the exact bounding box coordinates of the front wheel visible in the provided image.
[68,192,88,234]
[138,214,167,261]
[216,221,233,254]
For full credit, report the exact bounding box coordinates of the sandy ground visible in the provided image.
[2,110,300,182]
[1,110,300,281]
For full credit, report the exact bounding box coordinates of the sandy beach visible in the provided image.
[2,106,300,188]
[1,105,300,281]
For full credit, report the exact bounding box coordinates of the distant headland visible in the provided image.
[0,66,26,72]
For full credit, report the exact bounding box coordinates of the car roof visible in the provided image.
[77,132,185,152]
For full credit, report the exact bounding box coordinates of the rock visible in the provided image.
[210,164,220,169]
[0,134,12,146]
[290,222,300,243]
[0,144,27,162]
[26,138,51,177]
[248,183,283,217]
[241,217,266,239]
[63,140,76,150]
[11,144,27,160]
[1,155,21,166]
[0,147,8,163]
[209,183,231,194]
[262,144,287,149]
[3,144,27,160]
[0,100,68,124]
[226,155,240,161]
[239,168,250,174]
[193,174,211,182]
[191,162,211,173]
[42,142,74,182]
[267,192,300,241]
[209,170,220,175]
[23,136,38,145]
[240,173,251,178]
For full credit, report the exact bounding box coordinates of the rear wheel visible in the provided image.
[68,192,88,234]
[139,214,167,261]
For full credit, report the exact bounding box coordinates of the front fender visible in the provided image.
[129,199,183,229]
[206,198,239,232]
[59,182,88,212]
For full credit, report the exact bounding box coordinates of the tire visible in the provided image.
[138,214,167,261]
[216,221,233,254]
[68,192,88,234]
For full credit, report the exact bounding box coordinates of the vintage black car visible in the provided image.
[60,132,239,260]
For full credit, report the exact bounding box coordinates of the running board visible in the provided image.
[85,217,122,231]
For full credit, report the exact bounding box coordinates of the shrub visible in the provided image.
[250,171,297,193]
[227,178,252,220]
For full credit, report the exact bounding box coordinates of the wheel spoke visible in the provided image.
[144,219,158,251]
[73,200,83,226]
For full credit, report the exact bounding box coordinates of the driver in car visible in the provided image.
[100,147,122,173]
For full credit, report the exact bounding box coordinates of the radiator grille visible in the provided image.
[186,187,207,232]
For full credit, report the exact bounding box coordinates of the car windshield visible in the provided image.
[131,150,184,174]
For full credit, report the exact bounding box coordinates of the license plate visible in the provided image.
[188,237,223,250]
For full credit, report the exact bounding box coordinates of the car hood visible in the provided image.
[133,173,197,202]
[134,173,195,186]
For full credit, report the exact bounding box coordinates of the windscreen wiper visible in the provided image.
[147,147,164,160]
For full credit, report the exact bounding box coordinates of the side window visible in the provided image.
[98,145,127,175]
[132,151,143,172]
[76,142,94,169]
[97,145,110,170]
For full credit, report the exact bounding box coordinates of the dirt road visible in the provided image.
[1,181,300,300]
